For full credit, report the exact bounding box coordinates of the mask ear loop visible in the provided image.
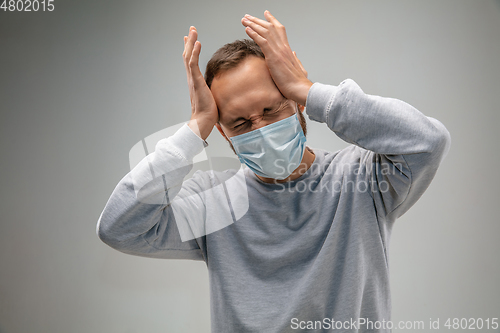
[217,122,241,158]
[218,123,231,142]
[293,101,303,123]
[218,123,248,173]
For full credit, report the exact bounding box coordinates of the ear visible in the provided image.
[215,122,230,142]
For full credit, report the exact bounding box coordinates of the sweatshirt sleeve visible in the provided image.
[305,79,451,220]
[96,124,208,260]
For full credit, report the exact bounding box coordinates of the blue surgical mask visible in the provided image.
[229,113,306,180]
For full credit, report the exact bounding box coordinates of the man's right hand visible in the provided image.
[183,26,218,141]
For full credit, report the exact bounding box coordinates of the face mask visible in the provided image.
[228,113,306,180]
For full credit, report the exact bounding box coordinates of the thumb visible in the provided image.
[293,51,308,78]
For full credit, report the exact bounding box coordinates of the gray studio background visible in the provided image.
[1,1,499,332]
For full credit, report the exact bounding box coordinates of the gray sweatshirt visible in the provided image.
[97,79,451,332]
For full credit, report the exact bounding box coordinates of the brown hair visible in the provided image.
[204,39,264,89]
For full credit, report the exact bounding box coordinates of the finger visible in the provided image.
[244,26,267,46]
[183,27,197,64]
[190,41,208,86]
[190,41,201,72]
[243,13,271,28]
[293,51,308,78]
[241,17,268,37]
[187,26,198,48]
[261,10,288,45]
[183,31,192,59]
[264,10,282,27]
[183,35,191,78]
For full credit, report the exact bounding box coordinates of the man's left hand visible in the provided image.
[242,11,313,106]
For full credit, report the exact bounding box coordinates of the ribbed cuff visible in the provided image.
[305,82,338,123]
[168,123,207,162]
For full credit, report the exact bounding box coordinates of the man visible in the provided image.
[97,11,451,332]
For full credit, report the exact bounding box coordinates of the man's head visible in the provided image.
[204,39,307,150]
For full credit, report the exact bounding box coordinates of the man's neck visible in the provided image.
[256,147,316,184]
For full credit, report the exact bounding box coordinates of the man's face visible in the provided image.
[211,56,305,141]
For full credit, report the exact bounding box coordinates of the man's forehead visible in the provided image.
[210,57,282,121]
[211,57,271,95]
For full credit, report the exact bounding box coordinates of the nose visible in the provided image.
[252,116,265,129]
[248,114,268,131]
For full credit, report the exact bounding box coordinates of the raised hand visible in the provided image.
[241,11,313,106]
[183,26,218,141]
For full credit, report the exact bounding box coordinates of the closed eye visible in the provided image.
[265,100,288,115]
[233,101,288,129]
[234,121,248,129]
